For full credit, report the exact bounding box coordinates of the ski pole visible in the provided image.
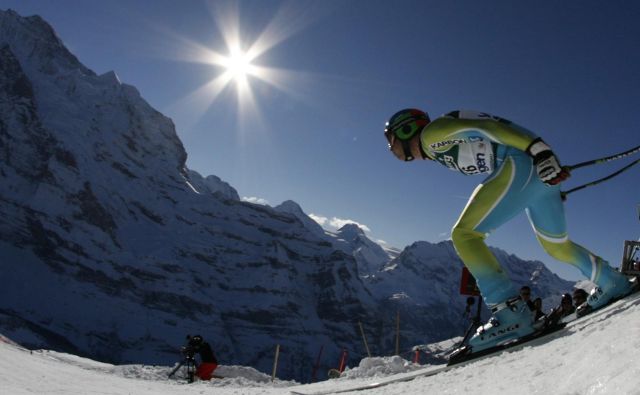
[566,144,640,171]
[561,157,640,199]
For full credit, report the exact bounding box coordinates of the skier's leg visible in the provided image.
[455,151,540,351]
[526,191,599,279]
[451,155,531,306]
[527,186,633,309]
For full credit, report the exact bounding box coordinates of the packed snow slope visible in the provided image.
[2,293,639,395]
[0,8,574,382]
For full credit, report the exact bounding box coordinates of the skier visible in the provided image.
[384,108,635,352]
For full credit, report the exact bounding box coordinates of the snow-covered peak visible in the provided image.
[187,169,240,201]
[1,8,188,182]
[97,70,122,85]
[392,240,458,263]
[274,199,304,215]
[273,200,326,236]
[0,9,91,77]
[374,239,574,314]
[337,223,367,241]
[327,224,394,276]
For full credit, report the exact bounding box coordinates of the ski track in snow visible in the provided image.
[2,295,639,395]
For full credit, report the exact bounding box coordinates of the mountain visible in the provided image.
[0,9,379,380]
[186,169,240,201]
[272,202,398,275]
[0,9,575,382]
[333,224,396,275]
[274,200,326,237]
[366,240,573,348]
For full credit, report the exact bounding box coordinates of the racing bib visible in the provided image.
[432,139,495,175]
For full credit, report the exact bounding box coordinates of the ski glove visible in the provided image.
[526,139,570,185]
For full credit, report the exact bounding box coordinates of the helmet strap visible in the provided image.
[419,143,430,160]
[402,140,414,161]
[401,136,430,161]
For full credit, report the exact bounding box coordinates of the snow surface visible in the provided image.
[2,293,639,395]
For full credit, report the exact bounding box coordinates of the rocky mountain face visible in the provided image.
[0,9,574,381]
[334,224,396,275]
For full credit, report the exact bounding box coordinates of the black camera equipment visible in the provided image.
[167,335,197,383]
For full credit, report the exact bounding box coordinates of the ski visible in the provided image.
[451,287,638,358]
[288,290,640,395]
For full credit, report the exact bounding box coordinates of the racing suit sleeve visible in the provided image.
[420,112,539,155]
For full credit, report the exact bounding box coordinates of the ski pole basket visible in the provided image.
[621,240,640,276]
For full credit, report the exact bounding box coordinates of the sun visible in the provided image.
[221,47,254,84]
[165,1,317,126]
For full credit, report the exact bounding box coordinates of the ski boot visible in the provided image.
[577,267,638,316]
[466,297,535,353]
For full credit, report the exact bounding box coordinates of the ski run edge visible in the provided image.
[289,290,640,395]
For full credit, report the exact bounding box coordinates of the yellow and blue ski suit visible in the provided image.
[421,110,614,306]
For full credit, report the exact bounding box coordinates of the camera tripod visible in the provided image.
[168,355,196,383]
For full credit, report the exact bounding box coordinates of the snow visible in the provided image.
[340,356,423,379]
[0,340,293,395]
[2,294,639,395]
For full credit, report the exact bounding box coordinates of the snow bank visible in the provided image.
[112,363,296,387]
[0,338,295,395]
[341,356,422,379]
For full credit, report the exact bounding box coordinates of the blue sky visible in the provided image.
[3,0,639,281]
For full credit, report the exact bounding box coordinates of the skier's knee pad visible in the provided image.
[451,226,485,242]
[537,237,575,262]
[451,226,487,251]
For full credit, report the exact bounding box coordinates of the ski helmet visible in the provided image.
[384,108,430,161]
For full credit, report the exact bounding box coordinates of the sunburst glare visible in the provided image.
[160,1,322,129]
